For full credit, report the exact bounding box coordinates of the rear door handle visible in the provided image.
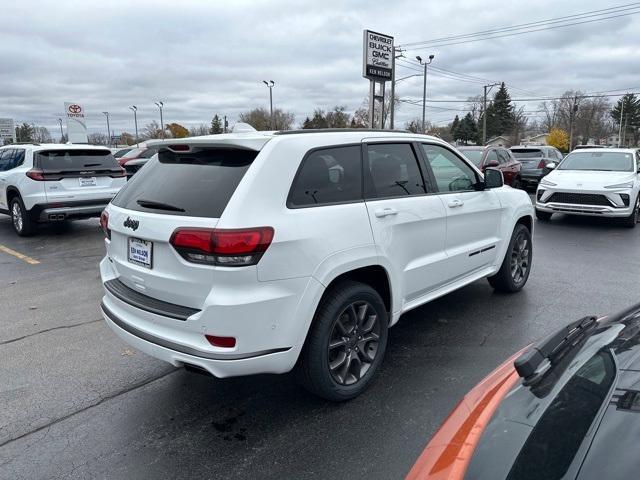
[448,199,464,208]
[375,207,398,218]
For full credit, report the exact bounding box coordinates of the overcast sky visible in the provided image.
[2,0,640,137]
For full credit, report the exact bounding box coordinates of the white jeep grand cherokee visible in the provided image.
[99,130,534,401]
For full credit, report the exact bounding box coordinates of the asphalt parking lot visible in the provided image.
[1,209,640,480]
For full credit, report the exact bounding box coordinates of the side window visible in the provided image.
[288,145,362,208]
[13,149,25,168]
[556,150,564,161]
[486,150,500,164]
[0,149,15,172]
[365,143,427,199]
[422,144,477,193]
[497,150,510,164]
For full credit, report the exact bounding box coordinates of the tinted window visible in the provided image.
[0,149,14,171]
[511,149,543,159]
[114,148,133,158]
[497,150,511,164]
[288,146,362,207]
[139,146,160,158]
[558,151,634,172]
[120,147,145,159]
[35,149,118,171]
[113,147,257,218]
[365,143,426,198]
[422,144,477,192]
[506,351,615,480]
[13,149,25,168]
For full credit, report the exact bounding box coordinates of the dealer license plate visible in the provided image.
[128,237,153,269]
[79,177,97,187]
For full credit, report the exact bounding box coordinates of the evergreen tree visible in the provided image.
[611,93,640,146]
[210,114,223,134]
[302,117,313,129]
[450,115,460,135]
[454,113,478,144]
[485,83,515,140]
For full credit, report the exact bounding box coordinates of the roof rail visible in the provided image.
[273,128,411,135]
[10,142,41,146]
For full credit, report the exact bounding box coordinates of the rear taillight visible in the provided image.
[26,169,45,181]
[537,159,547,169]
[170,227,274,266]
[110,167,127,178]
[100,210,111,239]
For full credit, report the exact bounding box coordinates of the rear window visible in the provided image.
[511,149,543,159]
[112,147,257,218]
[460,149,483,166]
[35,149,118,171]
[120,147,145,159]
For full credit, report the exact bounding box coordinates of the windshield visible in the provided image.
[558,151,635,172]
[511,149,543,159]
[460,149,483,166]
[114,148,132,158]
[35,149,119,171]
[112,147,258,218]
[120,147,145,159]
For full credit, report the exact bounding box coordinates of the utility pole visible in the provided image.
[569,95,579,151]
[389,47,404,130]
[618,99,625,147]
[155,101,164,139]
[223,115,228,133]
[262,80,275,130]
[416,54,435,133]
[57,118,64,143]
[102,112,111,146]
[129,106,139,146]
[482,83,500,145]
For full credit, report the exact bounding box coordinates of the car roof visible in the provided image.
[163,130,447,152]
[569,147,636,154]
[1,143,112,152]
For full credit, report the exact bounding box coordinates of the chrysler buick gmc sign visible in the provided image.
[362,30,394,81]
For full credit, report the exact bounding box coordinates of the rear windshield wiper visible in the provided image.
[136,199,185,212]
[515,315,598,384]
[83,163,103,167]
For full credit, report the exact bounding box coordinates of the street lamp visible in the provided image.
[129,106,139,146]
[102,112,111,147]
[155,101,164,139]
[57,118,64,143]
[416,54,435,133]
[262,80,275,130]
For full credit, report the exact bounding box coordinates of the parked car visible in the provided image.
[99,130,534,401]
[116,140,163,167]
[458,146,523,188]
[407,301,640,480]
[113,147,134,159]
[0,143,126,236]
[510,145,565,188]
[536,148,640,227]
[123,154,155,179]
[573,144,607,150]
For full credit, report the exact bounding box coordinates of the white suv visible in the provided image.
[99,131,534,400]
[0,143,126,236]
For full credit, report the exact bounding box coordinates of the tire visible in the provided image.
[10,196,36,237]
[621,195,639,228]
[511,176,522,189]
[535,209,552,221]
[297,280,389,402]
[487,223,532,293]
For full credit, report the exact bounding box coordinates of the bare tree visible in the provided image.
[238,107,295,130]
[143,120,162,139]
[467,95,484,123]
[575,96,611,144]
[189,124,210,136]
[31,125,52,143]
[88,132,108,145]
[353,93,400,129]
[511,106,528,145]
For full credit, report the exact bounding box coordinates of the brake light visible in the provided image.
[170,227,274,266]
[537,159,547,169]
[205,335,236,348]
[26,169,45,181]
[168,144,191,152]
[100,210,111,239]
[110,167,126,178]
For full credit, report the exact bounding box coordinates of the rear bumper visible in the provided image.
[29,198,113,222]
[520,170,544,184]
[99,257,323,377]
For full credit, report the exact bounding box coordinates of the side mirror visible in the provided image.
[485,159,500,169]
[546,162,557,170]
[484,168,504,189]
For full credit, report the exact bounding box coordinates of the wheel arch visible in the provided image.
[6,186,21,205]
[321,265,392,316]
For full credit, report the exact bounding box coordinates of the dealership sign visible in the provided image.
[0,118,15,144]
[362,30,394,81]
[64,102,88,143]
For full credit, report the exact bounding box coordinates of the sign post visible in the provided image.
[363,30,394,129]
[0,118,15,145]
[64,102,88,143]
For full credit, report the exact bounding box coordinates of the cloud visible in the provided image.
[1,0,639,136]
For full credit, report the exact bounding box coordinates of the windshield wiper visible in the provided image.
[83,163,102,167]
[136,199,185,212]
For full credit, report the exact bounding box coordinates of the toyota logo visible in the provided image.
[68,104,82,114]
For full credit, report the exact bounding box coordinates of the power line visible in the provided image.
[400,3,640,47]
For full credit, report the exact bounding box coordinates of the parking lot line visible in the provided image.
[0,244,40,265]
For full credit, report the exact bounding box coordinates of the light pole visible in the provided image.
[155,101,164,139]
[102,112,111,146]
[263,80,275,130]
[416,55,435,133]
[569,97,579,151]
[129,106,139,146]
[482,83,500,145]
[389,47,404,130]
[57,118,64,143]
